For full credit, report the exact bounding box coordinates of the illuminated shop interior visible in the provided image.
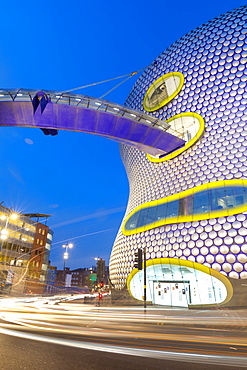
[128,259,230,307]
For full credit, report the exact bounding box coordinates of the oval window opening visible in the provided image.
[147,112,204,162]
[127,259,232,307]
[143,72,184,112]
[123,180,247,235]
[167,114,200,143]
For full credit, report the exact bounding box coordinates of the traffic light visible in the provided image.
[134,248,142,270]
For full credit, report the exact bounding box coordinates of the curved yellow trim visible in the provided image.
[126,258,233,306]
[147,112,205,163]
[122,179,247,236]
[143,72,184,112]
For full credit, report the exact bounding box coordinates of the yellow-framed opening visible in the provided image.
[126,257,233,306]
[122,179,247,236]
[143,72,184,112]
[147,112,205,163]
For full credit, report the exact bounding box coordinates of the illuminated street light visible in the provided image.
[62,242,73,270]
[10,213,18,220]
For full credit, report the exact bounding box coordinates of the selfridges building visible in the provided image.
[109,6,247,308]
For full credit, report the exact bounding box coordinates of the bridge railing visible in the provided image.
[0,88,183,137]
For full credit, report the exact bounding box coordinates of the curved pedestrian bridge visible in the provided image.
[0,88,185,156]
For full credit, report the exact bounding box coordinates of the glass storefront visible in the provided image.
[129,260,228,307]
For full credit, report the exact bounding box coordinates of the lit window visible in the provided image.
[147,112,204,162]
[123,180,247,235]
[143,72,184,112]
[47,233,53,241]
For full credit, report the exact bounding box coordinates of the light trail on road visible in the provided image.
[0,325,245,368]
[0,295,247,368]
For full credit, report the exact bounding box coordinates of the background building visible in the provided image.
[46,265,57,294]
[71,267,99,289]
[109,6,247,308]
[0,205,53,294]
[55,267,71,290]
[54,266,100,292]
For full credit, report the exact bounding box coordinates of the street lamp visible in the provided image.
[62,242,73,270]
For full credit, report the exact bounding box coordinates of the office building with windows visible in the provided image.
[0,205,53,294]
[109,6,247,307]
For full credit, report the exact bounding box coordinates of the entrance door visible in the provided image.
[170,282,189,307]
[153,282,172,305]
[153,281,190,307]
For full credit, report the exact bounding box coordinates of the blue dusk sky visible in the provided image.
[0,0,244,269]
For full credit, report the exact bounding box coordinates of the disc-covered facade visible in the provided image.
[109,6,247,307]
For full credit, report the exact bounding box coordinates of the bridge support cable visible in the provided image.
[55,66,147,96]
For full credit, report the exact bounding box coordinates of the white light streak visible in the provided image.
[0,326,245,367]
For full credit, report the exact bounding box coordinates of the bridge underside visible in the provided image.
[0,100,185,156]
